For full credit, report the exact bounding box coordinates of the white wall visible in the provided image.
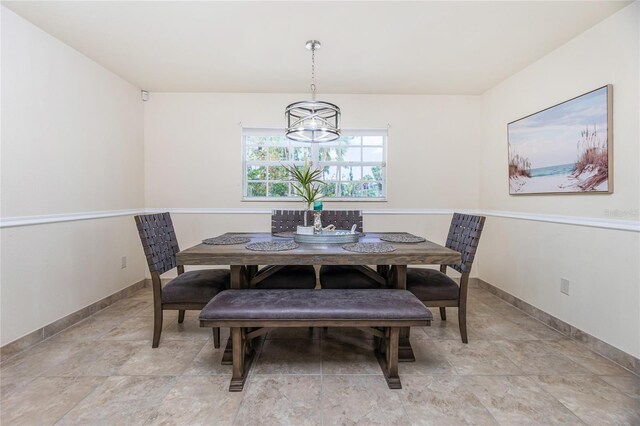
[144,93,481,264]
[0,7,146,345]
[478,3,640,358]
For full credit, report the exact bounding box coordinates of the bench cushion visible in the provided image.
[200,289,432,321]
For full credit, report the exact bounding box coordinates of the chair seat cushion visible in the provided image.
[255,265,316,289]
[162,269,230,304]
[406,268,459,301]
[319,265,384,289]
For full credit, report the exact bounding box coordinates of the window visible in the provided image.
[243,128,387,201]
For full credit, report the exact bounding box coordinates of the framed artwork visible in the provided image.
[508,85,612,195]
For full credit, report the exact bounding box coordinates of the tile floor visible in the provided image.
[1,286,639,425]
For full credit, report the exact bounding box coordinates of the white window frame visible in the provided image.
[242,127,387,202]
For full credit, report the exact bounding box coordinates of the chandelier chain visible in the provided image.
[310,45,316,100]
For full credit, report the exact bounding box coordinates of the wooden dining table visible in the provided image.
[177,232,461,363]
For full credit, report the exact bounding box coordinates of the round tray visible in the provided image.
[294,230,360,244]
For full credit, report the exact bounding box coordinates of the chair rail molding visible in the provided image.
[0,207,638,232]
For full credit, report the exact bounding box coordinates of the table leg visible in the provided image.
[223,265,246,364]
[391,265,415,362]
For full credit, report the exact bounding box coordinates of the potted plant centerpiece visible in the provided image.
[283,162,325,234]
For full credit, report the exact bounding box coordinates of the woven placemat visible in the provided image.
[272,231,295,238]
[379,233,426,243]
[246,241,299,251]
[203,235,251,245]
[342,242,396,253]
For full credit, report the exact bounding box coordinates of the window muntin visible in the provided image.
[243,129,387,200]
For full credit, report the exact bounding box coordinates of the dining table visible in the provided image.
[176,231,461,363]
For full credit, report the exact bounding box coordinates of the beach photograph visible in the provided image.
[508,85,611,194]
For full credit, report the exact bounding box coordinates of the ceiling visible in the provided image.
[2,1,630,95]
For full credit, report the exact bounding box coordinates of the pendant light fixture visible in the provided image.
[285,40,340,143]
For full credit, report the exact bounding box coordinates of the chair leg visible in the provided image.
[213,328,221,348]
[178,310,185,324]
[458,304,468,344]
[152,307,163,348]
[439,307,447,321]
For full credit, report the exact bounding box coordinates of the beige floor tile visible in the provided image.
[234,375,321,426]
[533,375,640,425]
[57,376,177,426]
[44,341,147,376]
[506,315,567,340]
[466,375,583,425]
[48,315,123,342]
[463,316,538,340]
[143,376,242,425]
[0,375,35,400]
[0,376,105,426]
[322,375,409,425]
[101,316,155,342]
[399,375,497,425]
[544,339,633,376]
[254,339,321,375]
[162,311,215,341]
[398,336,456,376]
[433,340,523,376]
[494,340,591,375]
[182,340,233,376]
[118,340,206,376]
[321,339,381,375]
[0,340,89,378]
[600,375,640,400]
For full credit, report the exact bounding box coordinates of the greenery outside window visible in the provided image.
[243,128,387,201]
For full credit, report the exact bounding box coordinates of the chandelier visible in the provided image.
[285,40,341,143]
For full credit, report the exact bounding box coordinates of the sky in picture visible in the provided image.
[508,87,608,169]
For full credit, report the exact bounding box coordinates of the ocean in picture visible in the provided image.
[529,163,576,178]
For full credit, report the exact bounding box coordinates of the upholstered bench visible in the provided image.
[199,289,432,391]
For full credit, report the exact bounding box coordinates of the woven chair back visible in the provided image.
[134,212,180,275]
[445,213,485,274]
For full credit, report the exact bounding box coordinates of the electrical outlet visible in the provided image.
[560,278,570,295]
[121,256,127,269]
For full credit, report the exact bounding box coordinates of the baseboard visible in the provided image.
[471,278,640,376]
[0,278,148,363]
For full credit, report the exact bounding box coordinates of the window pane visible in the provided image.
[339,182,359,197]
[362,136,384,146]
[362,166,383,181]
[268,146,288,161]
[322,166,338,180]
[319,147,360,162]
[363,147,384,161]
[268,166,289,181]
[247,182,266,197]
[362,181,384,197]
[246,146,267,161]
[247,166,266,180]
[340,166,361,181]
[321,182,337,197]
[293,147,311,161]
[269,182,289,197]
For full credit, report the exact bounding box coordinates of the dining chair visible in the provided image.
[134,212,230,348]
[406,213,486,343]
[318,210,386,289]
[247,210,317,289]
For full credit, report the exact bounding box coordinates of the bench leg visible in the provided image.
[229,328,254,392]
[213,328,220,348]
[375,327,402,389]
